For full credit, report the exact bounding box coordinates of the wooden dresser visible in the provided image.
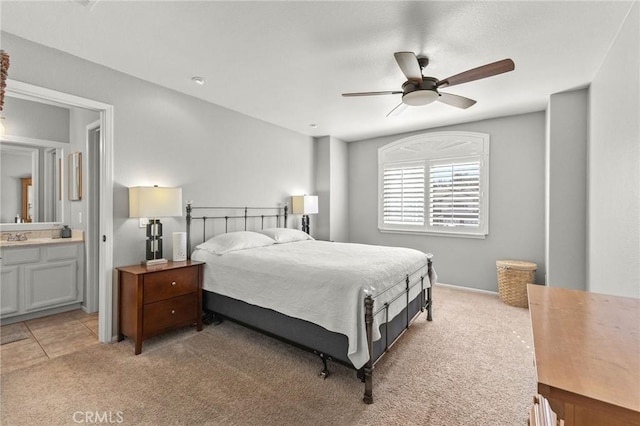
[528,284,640,426]
[117,260,203,354]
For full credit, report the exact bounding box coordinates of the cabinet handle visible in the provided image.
[171,281,176,286]
[171,310,175,314]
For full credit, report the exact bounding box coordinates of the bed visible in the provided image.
[186,203,435,404]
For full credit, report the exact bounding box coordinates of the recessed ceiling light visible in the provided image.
[309,124,318,129]
[70,0,97,8]
[191,76,205,85]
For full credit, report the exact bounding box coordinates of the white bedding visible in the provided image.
[192,240,434,369]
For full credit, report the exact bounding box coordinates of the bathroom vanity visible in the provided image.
[0,231,84,323]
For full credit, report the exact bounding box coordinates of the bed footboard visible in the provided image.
[363,295,375,404]
[362,253,434,404]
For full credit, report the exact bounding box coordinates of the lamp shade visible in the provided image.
[129,186,183,218]
[291,195,318,215]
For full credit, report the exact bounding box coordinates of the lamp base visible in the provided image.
[301,215,310,234]
[142,258,168,266]
[144,219,165,265]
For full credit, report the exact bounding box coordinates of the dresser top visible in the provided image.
[116,260,203,275]
[528,284,640,413]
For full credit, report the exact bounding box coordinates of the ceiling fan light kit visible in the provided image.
[342,51,515,116]
[401,77,439,106]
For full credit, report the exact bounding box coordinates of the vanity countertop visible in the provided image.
[0,230,84,248]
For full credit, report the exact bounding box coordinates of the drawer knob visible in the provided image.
[171,310,175,314]
[171,281,176,286]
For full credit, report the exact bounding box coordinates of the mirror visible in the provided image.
[0,82,99,226]
[68,152,82,201]
[21,177,33,222]
[1,138,64,224]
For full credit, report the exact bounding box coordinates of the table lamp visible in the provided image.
[129,185,182,265]
[291,195,318,235]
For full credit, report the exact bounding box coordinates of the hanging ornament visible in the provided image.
[0,50,10,112]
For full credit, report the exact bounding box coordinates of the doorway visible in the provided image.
[5,80,114,343]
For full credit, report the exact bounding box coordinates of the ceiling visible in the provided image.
[1,1,635,141]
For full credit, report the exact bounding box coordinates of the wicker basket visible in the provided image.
[496,260,536,308]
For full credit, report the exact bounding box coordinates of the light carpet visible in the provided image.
[0,285,536,425]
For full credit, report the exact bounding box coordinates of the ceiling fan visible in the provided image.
[342,52,515,116]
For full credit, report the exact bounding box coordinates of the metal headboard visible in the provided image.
[186,202,288,259]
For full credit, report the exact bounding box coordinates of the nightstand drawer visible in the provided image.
[143,293,198,337]
[143,266,198,303]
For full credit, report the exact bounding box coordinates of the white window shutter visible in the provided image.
[383,165,425,225]
[429,160,481,228]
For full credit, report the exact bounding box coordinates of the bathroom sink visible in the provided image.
[1,238,68,247]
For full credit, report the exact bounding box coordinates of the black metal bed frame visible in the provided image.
[185,202,433,404]
[186,203,288,257]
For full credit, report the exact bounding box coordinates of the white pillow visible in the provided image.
[196,231,276,255]
[256,228,314,244]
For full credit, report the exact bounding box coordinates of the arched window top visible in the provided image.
[379,131,489,164]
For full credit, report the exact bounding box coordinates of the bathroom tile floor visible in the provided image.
[0,310,99,374]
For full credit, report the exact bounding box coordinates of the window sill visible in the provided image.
[378,228,487,239]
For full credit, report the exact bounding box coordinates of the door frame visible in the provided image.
[84,119,101,314]
[6,79,115,343]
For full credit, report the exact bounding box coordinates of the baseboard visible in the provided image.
[434,282,498,296]
[0,303,83,325]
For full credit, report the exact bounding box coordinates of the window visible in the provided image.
[382,164,425,225]
[378,132,489,238]
[429,159,481,229]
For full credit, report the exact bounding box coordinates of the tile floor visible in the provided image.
[0,310,99,374]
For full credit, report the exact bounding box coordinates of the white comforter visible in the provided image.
[192,240,434,369]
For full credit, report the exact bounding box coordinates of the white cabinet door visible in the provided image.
[1,266,20,316]
[23,260,78,311]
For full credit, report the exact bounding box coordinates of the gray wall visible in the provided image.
[315,136,330,240]
[349,112,546,292]
[545,89,588,290]
[588,2,639,298]
[3,32,316,268]
[329,136,348,242]
[314,135,349,242]
[68,106,100,231]
[2,96,70,142]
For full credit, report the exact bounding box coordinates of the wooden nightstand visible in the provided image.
[117,260,204,354]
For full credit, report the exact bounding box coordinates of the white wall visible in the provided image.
[3,32,316,268]
[349,112,546,292]
[588,3,640,298]
[545,89,588,290]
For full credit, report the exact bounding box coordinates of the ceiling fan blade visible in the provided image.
[394,52,423,83]
[386,102,408,117]
[437,59,515,88]
[342,90,402,97]
[437,92,477,109]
